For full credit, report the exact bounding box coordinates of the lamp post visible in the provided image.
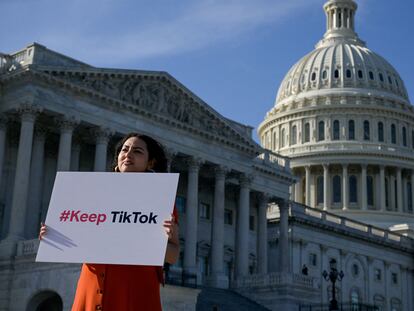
[322,258,344,311]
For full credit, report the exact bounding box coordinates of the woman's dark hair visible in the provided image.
[112,133,168,173]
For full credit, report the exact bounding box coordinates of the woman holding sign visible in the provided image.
[40,133,180,311]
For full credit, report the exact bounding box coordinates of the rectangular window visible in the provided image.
[224,209,233,225]
[175,196,186,214]
[391,272,398,284]
[309,253,317,266]
[374,268,382,281]
[199,202,210,220]
[249,215,255,231]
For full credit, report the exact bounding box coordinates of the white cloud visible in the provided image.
[3,0,321,65]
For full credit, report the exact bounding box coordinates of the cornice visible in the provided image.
[1,67,261,156]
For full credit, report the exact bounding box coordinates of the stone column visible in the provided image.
[26,127,47,238]
[390,175,396,211]
[70,140,81,171]
[183,157,202,277]
[257,193,269,274]
[378,166,386,211]
[396,167,403,213]
[323,164,330,210]
[164,147,177,173]
[342,164,348,210]
[305,166,311,206]
[208,166,228,288]
[236,174,251,278]
[1,104,42,254]
[56,117,78,172]
[0,116,8,191]
[411,172,414,213]
[278,200,290,273]
[361,164,367,210]
[92,127,112,172]
[295,175,303,204]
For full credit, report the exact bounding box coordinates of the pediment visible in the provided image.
[31,67,258,152]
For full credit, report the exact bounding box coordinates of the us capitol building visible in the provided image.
[0,0,413,310]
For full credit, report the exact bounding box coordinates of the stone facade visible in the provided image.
[0,43,292,310]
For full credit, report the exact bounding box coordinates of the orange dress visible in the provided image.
[71,208,178,311]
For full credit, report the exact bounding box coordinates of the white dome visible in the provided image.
[275,0,409,106]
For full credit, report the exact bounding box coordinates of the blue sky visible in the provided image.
[1,0,413,141]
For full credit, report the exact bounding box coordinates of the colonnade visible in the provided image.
[294,163,414,213]
[0,105,273,284]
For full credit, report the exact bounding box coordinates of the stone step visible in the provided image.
[196,287,270,311]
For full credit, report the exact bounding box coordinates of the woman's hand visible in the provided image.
[164,214,180,264]
[39,222,47,240]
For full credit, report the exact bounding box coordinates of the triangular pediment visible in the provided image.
[28,66,258,153]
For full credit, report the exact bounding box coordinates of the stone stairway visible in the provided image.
[196,287,271,311]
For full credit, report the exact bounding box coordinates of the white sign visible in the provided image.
[36,172,179,266]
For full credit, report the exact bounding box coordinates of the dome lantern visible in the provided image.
[317,0,365,48]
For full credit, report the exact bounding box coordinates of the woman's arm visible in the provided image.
[163,216,180,264]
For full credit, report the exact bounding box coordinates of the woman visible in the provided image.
[40,133,180,311]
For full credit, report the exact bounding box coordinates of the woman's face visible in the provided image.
[117,136,153,172]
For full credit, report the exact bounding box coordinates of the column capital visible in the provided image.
[164,146,178,160]
[91,126,113,144]
[16,103,43,121]
[239,173,253,187]
[257,192,270,205]
[342,163,349,169]
[55,115,79,133]
[214,165,230,179]
[186,156,204,172]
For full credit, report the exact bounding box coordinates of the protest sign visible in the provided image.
[36,172,179,266]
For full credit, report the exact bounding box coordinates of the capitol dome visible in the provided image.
[259,0,414,231]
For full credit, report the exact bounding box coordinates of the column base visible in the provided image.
[183,266,199,286]
[205,273,229,289]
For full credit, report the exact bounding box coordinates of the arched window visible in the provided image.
[304,123,310,143]
[333,175,341,203]
[334,69,339,79]
[378,122,384,142]
[367,176,374,206]
[379,73,384,82]
[311,72,316,81]
[388,76,392,84]
[349,175,357,203]
[317,176,324,204]
[348,120,355,140]
[318,121,325,141]
[364,120,370,140]
[374,295,386,311]
[291,125,297,145]
[281,128,285,148]
[369,71,374,80]
[357,70,363,79]
[402,127,407,146]
[407,182,412,212]
[322,70,327,79]
[333,120,340,140]
[346,69,352,78]
[391,298,402,311]
[391,124,396,144]
[394,179,398,210]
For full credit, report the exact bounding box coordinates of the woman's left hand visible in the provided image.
[163,215,178,244]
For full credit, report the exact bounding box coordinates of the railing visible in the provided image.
[16,239,39,256]
[233,272,315,289]
[288,202,412,248]
[256,149,291,170]
[299,302,379,311]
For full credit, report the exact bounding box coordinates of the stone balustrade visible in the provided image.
[16,239,39,256]
[287,202,412,248]
[233,272,315,289]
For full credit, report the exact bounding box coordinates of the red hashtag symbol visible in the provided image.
[60,210,70,222]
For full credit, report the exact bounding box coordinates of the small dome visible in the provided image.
[275,0,409,106]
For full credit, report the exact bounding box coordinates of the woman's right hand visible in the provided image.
[39,222,47,240]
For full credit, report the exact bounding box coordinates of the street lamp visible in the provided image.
[322,258,344,311]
